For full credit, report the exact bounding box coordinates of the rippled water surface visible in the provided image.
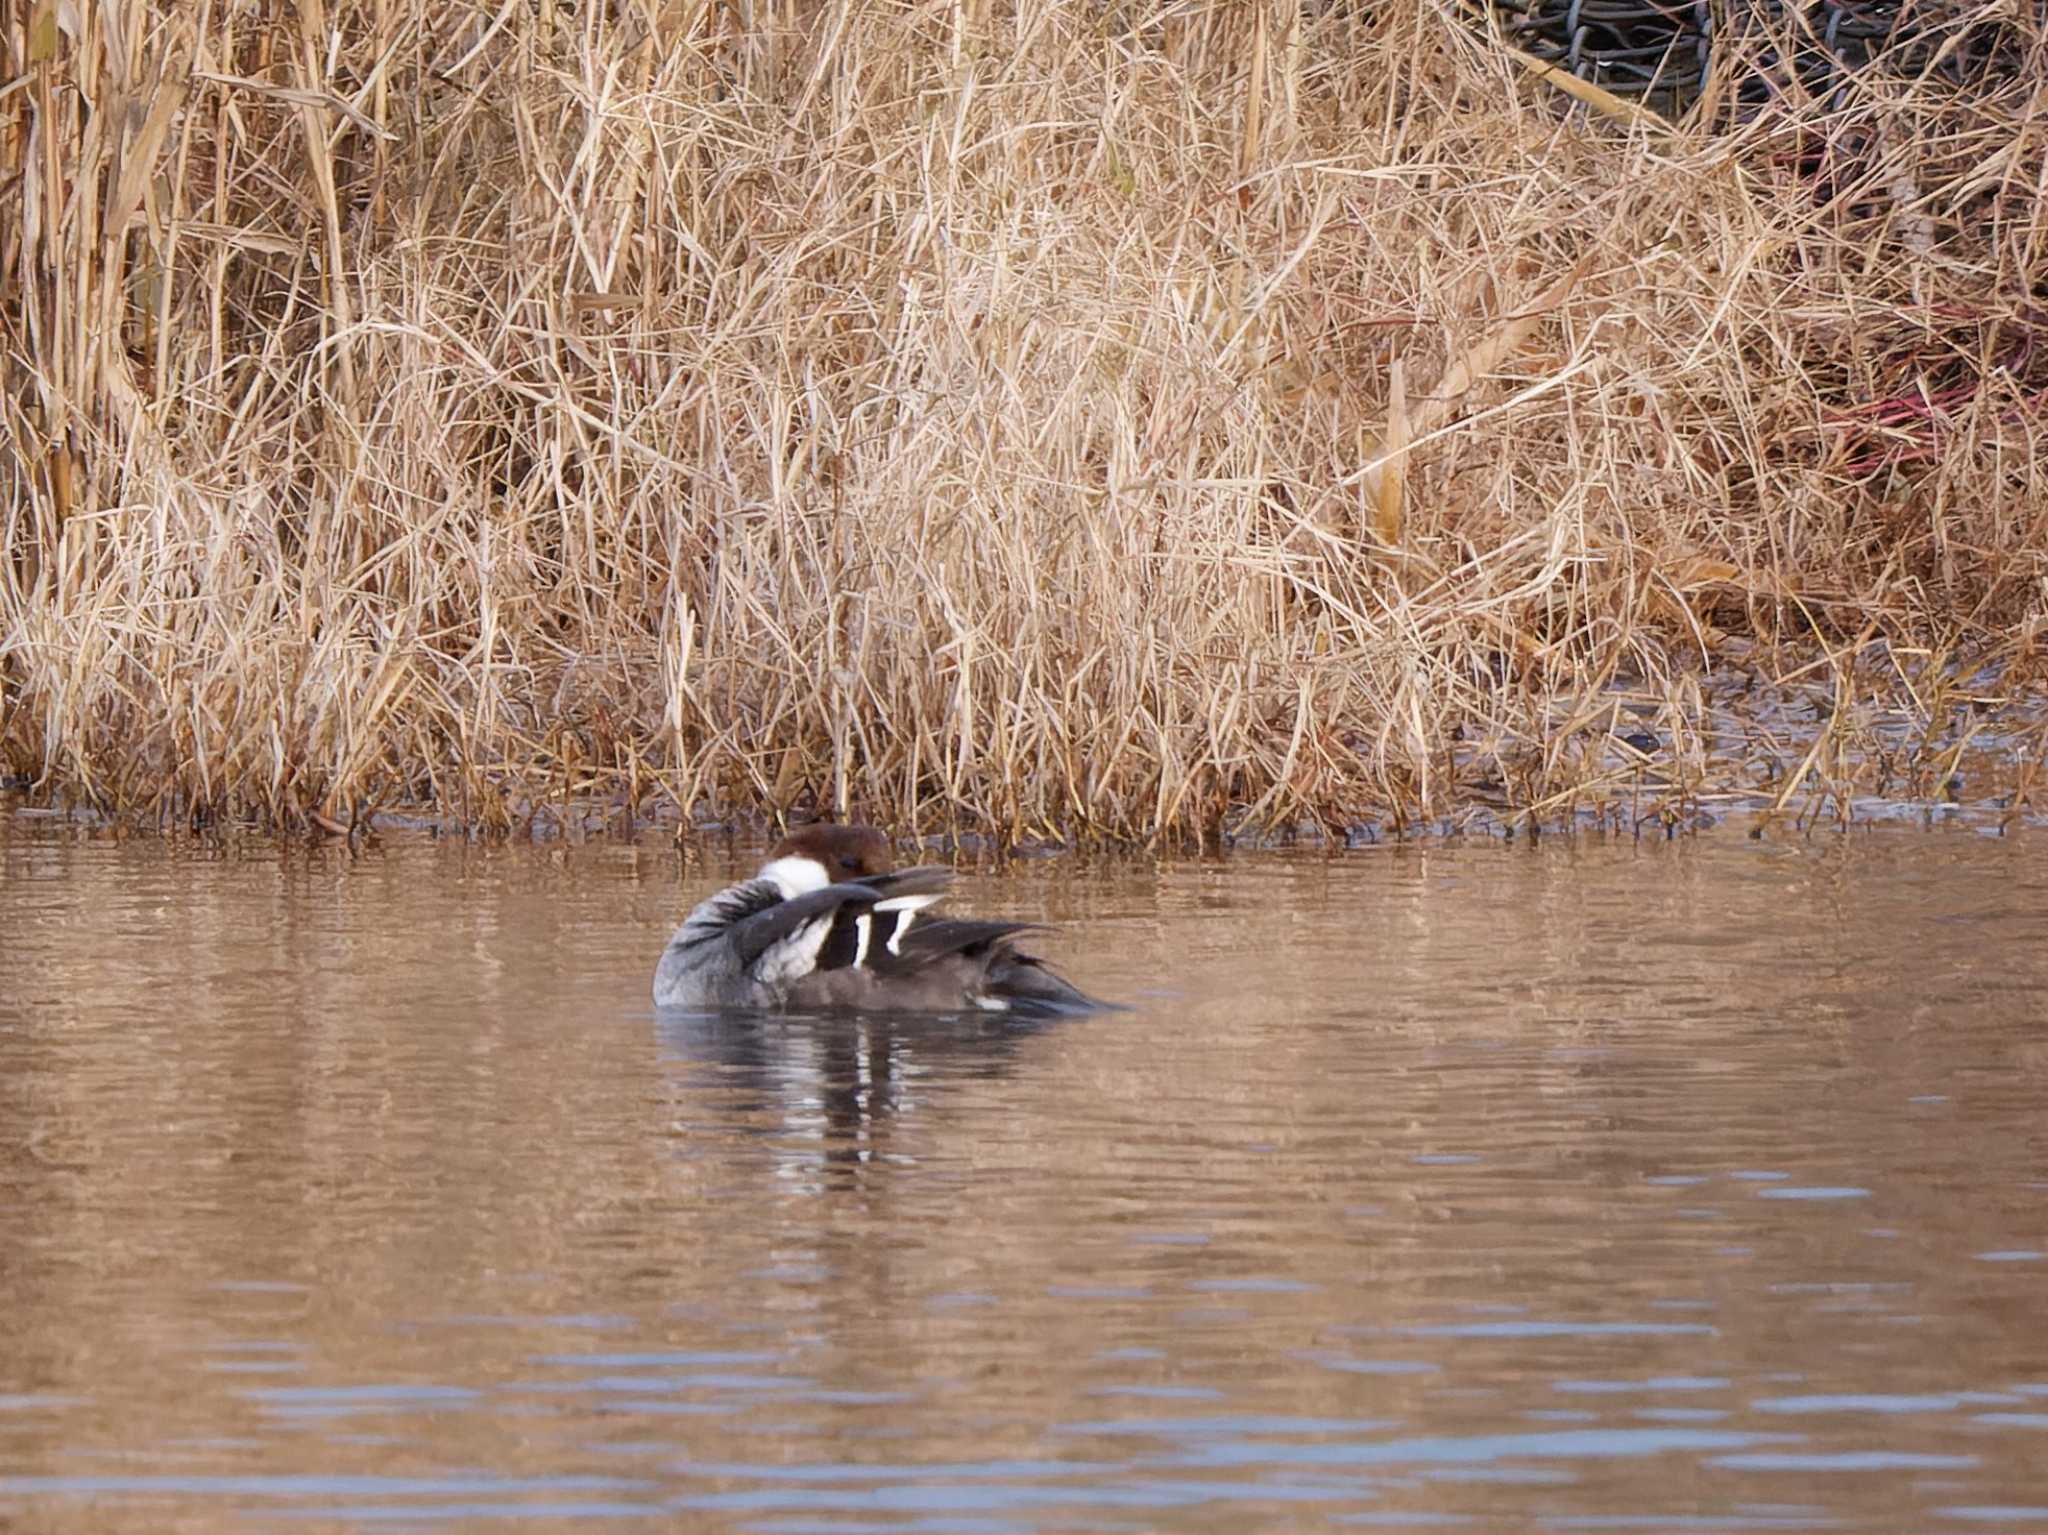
[3,819,2047,1533]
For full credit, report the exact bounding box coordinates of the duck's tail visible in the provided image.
[982,946,1113,1017]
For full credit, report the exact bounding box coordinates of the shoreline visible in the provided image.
[6,5,2042,850]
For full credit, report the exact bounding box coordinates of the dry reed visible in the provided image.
[3,0,2045,844]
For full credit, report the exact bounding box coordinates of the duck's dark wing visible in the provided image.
[708,881,885,973]
[814,898,867,972]
[877,917,1041,967]
[879,917,1109,1016]
[812,866,956,972]
[868,866,955,900]
[867,865,954,955]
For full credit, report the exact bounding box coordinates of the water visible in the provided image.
[2,819,2046,1532]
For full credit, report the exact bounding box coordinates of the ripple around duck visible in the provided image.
[3,829,2048,1530]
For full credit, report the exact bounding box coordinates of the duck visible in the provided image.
[651,823,1107,1016]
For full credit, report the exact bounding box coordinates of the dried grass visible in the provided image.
[3,0,2045,844]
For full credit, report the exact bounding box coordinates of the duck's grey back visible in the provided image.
[651,878,783,1008]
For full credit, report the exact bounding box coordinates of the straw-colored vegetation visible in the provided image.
[3,0,2044,843]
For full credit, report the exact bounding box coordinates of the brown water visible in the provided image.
[2,820,2046,1534]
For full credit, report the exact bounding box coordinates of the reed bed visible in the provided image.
[2,0,2044,844]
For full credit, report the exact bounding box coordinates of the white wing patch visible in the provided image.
[873,891,943,954]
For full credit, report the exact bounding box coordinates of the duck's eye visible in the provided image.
[838,855,860,871]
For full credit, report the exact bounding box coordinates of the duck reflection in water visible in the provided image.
[655,1009,1059,1185]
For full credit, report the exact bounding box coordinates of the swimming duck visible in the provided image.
[651,824,1105,1015]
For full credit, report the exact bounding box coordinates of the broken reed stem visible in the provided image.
[2,1,2045,843]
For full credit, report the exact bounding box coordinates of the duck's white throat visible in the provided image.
[758,854,830,898]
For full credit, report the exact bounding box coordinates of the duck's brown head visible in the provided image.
[762,823,894,891]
